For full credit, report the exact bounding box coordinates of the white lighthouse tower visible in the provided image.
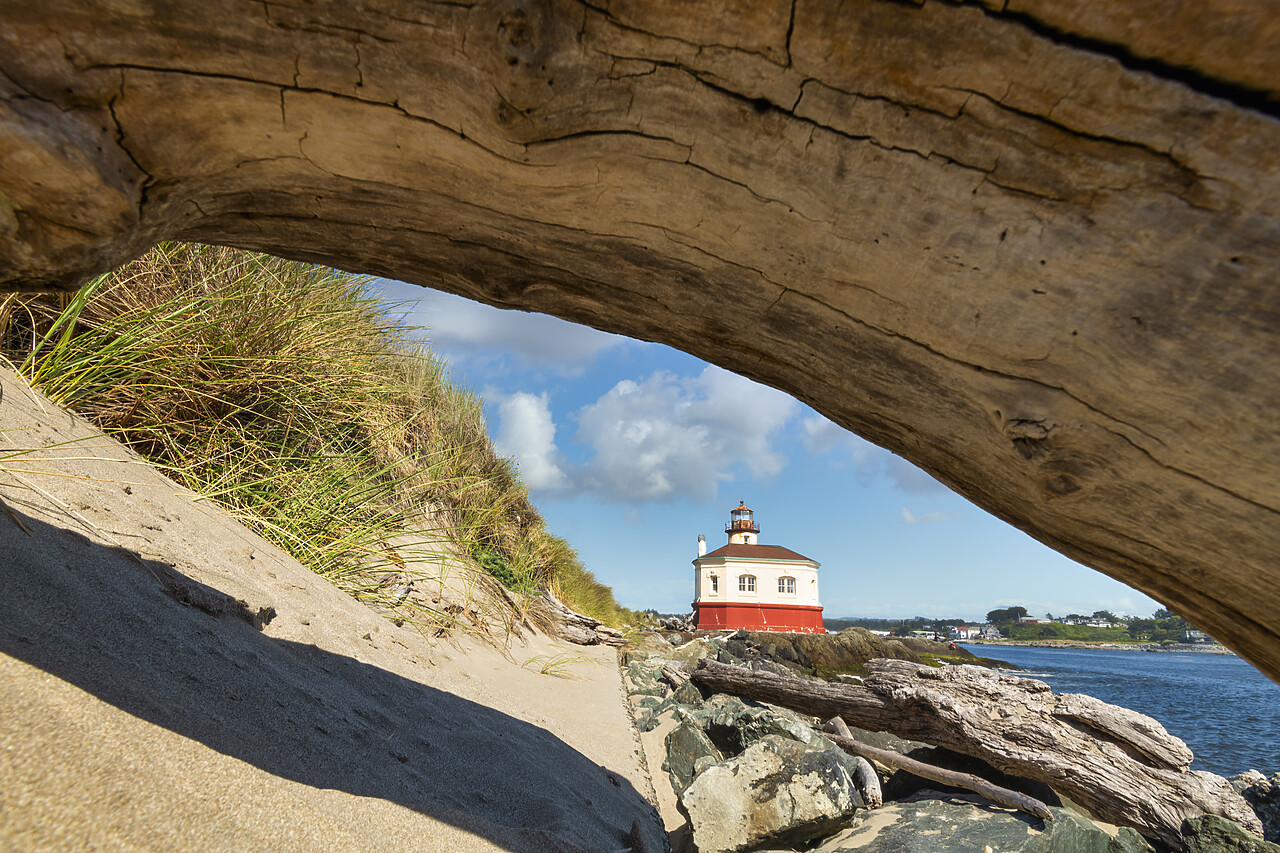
[691,502,825,634]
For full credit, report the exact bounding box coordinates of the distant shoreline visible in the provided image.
[963,639,1236,655]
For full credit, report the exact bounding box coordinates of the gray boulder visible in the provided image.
[669,677,708,709]
[680,735,863,853]
[1182,815,1280,853]
[662,718,722,795]
[693,694,833,756]
[820,793,1152,853]
[716,646,745,666]
[624,659,668,698]
[1233,772,1280,843]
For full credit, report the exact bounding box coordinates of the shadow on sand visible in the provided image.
[0,507,663,852]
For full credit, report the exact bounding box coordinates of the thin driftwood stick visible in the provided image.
[822,717,1049,820]
[823,717,883,809]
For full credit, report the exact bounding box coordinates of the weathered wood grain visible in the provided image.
[3,2,1280,680]
[695,657,1262,849]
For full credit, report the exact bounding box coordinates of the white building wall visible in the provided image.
[695,558,820,606]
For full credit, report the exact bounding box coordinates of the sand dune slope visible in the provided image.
[0,368,666,852]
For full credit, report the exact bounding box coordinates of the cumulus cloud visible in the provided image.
[493,392,569,490]
[800,414,849,455]
[573,366,800,502]
[384,283,628,373]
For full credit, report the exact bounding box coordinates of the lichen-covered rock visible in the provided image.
[819,795,1152,853]
[662,718,722,795]
[716,646,744,666]
[624,660,667,698]
[680,735,863,853]
[692,694,833,757]
[1233,772,1280,843]
[1182,815,1280,853]
[669,677,707,709]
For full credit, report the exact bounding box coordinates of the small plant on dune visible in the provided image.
[5,243,637,629]
[520,651,591,679]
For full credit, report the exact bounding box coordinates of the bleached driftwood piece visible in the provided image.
[530,590,624,646]
[661,662,691,687]
[822,717,1046,818]
[694,658,1261,850]
[822,717,883,809]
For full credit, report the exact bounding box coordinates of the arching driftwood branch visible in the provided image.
[3,1,1280,678]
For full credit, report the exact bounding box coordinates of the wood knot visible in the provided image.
[1003,418,1055,460]
[1042,472,1081,497]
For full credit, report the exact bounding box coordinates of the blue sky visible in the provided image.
[375,280,1163,623]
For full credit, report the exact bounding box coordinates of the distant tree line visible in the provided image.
[1126,608,1193,643]
[825,607,1205,644]
[823,616,966,637]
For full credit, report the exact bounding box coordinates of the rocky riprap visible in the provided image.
[625,628,1275,853]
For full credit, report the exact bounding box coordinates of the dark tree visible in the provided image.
[986,606,1029,626]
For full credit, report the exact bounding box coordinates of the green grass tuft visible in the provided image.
[6,243,635,628]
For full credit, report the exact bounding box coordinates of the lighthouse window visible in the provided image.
[710,576,718,593]
[779,577,796,595]
[739,575,756,593]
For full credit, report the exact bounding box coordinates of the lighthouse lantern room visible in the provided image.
[692,503,825,634]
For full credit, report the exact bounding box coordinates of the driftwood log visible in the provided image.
[694,658,1260,850]
[528,591,623,646]
[822,716,1045,820]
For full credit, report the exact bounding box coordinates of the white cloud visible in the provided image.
[493,391,569,490]
[901,506,953,525]
[381,282,628,374]
[802,413,949,496]
[800,414,848,454]
[885,457,949,495]
[572,366,800,502]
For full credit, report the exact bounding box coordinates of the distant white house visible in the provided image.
[949,625,976,640]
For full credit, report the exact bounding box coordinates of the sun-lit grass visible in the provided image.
[5,243,636,628]
[520,651,592,679]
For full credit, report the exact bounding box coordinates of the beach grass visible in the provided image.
[4,243,636,629]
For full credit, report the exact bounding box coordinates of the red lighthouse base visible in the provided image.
[692,602,825,634]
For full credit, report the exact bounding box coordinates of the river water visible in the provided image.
[959,644,1280,778]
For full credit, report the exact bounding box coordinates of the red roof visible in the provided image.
[700,543,816,563]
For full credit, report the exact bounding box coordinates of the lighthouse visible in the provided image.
[691,503,825,633]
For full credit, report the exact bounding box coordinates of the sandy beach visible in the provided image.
[0,367,666,852]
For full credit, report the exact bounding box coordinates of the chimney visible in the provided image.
[698,534,706,556]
